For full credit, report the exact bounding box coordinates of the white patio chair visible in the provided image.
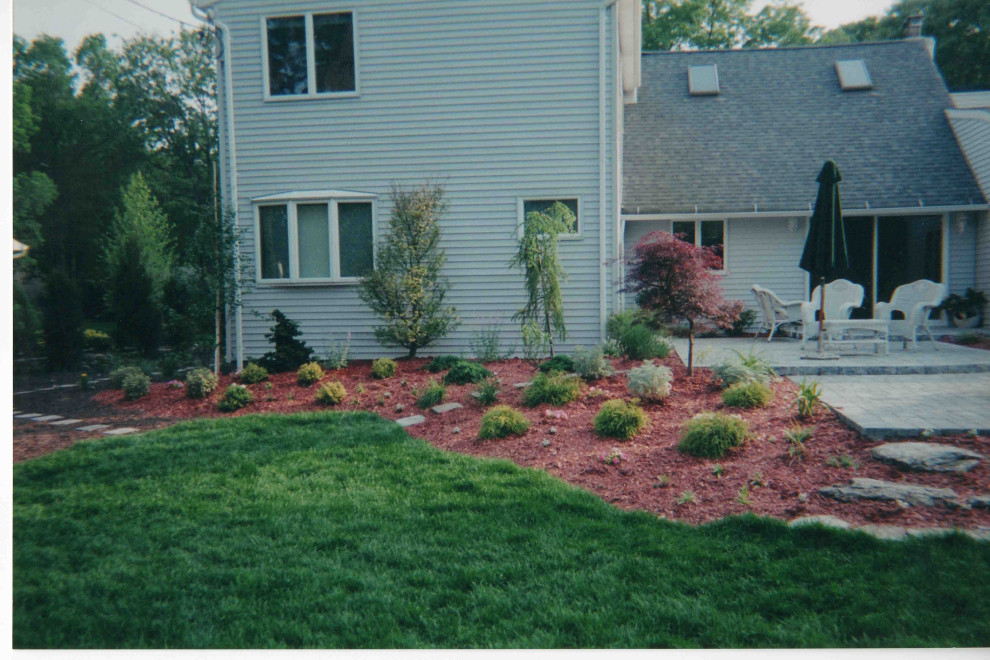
[800,279,864,348]
[874,279,946,351]
[751,285,803,342]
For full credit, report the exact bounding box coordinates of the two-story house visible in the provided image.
[190,0,643,366]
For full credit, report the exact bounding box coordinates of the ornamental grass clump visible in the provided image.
[315,381,347,406]
[122,372,150,400]
[297,361,324,387]
[239,362,268,384]
[416,378,446,409]
[478,405,530,440]
[217,384,254,412]
[722,381,773,408]
[371,358,397,380]
[593,399,648,440]
[185,367,218,399]
[626,360,673,401]
[573,345,614,381]
[793,379,823,420]
[678,412,748,459]
[443,361,493,385]
[472,378,501,406]
[523,372,581,407]
[110,365,145,389]
[538,354,575,374]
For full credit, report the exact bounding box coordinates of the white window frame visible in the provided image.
[260,9,360,102]
[672,218,728,272]
[253,192,377,285]
[517,196,583,241]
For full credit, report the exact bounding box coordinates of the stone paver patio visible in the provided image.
[671,336,990,437]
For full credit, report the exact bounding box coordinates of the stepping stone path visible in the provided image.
[15,413,43,419]
[789,515,851,530]
[431,402,463,414]
[819,478,959,508]
[871,442,983,473]
[788,517,990,542]
[104,428,140,436]
[396,415,426,428]
[49,418,83,426]
[31,415,63,422]
[75,424,112,432]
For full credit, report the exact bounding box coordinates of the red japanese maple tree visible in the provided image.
[626,231,739,375]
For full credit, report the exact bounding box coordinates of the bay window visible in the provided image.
[255,194,375,283]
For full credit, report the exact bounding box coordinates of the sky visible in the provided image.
[12,0,901,53]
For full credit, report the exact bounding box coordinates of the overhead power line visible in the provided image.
[81,0,144,31]
[124,0,199,29]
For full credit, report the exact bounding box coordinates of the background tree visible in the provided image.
[359,184,459,358]
[821,0,990,91]
[744,1,820,48]
[41,270,85,370]
[509,202,574,358]
[625,231,738,375]
[642,0,818,50]
[103,172,174,354]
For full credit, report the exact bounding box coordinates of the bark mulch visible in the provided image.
[14,356,990,529]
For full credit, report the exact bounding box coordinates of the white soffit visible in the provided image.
[835,59,873,90]
[688,64,719,96]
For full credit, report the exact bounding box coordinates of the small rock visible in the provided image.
[541,439,551,447]
[871,442,983,473]
[396,415,426,428]
[788,515,851,530]
[549,426,557,435]
[431,402,463,414]
[384,392,392,399]
[968,495,990,509]
[395,404,405,412]
[797,493,808,503]
[513,381,532,389]
[452,426,461,434]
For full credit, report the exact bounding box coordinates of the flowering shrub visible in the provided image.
[599,448,628,465]
[544,409,569,420]
[166,380,184,390]
[185,368,218,399]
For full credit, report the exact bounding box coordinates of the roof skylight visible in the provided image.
[688,64,719,96]
[835,60,873,90]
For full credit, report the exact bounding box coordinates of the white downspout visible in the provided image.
[599,1,618,340]
[196,4,245,370]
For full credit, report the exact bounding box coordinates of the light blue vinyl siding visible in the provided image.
[948,212,977,296]
[214,0,618,359]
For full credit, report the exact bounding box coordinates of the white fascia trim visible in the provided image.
[946,108,990,123]
[598,4,610,340]
[253,190,378,203]
[623,204,990,221]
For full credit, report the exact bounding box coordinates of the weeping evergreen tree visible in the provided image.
[509,202,574,357]
[359,184,459,358]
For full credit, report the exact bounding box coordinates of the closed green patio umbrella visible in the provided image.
[800,160,850,355]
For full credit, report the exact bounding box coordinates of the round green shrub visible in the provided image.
[522,372,582,407]
[315,381,347,406]
[443,361,493,385]
[722,381,772,408]
[110,365,145,390]
[678,412,749,459]
[239,362,269,384]
[217,384,254,412]
[618,323,670,360]
[593,399,649,440]
[538,355,575,374]
[426,356,463,373]
[627,360,673,401]
[122,372,151,400]
[416,378,446,409]
[472,377,501,406]
[371,358,397,379]
[185,367,219,399]
[573,345,614,381]
[478,405,530,440]
[297,361,324,386]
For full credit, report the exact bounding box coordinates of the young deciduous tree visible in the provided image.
[625,231,738,375]
[359,184,459,358]
[509,202,575,358]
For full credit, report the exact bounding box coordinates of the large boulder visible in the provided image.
[871,442,983,473]
[819,478,959,508]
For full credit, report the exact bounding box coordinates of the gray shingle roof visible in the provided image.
[623,40,987,215]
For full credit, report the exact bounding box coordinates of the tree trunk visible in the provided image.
[213,291,221,376]
[408,345,417,359]
[687,319,695,376]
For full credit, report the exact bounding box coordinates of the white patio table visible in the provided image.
[822,319,890,355]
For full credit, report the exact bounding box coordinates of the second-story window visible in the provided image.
[265,12,356,99]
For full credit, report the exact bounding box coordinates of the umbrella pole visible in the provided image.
[817,276,825,354]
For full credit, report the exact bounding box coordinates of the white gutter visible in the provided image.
[624,203,989,221]
[599,0,618,340]
[194,3,245,369]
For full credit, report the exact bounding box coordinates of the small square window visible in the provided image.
[523,199,579,235]
[264,12,357,99]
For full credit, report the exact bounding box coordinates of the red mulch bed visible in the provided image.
[18,356,990,530]
[939,336,990,351]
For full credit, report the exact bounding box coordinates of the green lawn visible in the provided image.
[14,412,990,648]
